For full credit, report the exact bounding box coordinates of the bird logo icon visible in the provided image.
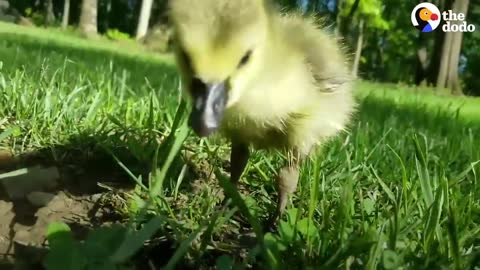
[411,3,441,32]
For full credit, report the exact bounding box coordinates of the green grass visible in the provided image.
[1,23,479,269]
[356,81,480,123]
[0,22,174,63]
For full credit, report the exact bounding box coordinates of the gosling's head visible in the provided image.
[169,0,270,137]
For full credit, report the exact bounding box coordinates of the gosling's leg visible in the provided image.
[221,140,249,205]
[221,140,250,224]
[230,140,250,186]
[266,150,302,230]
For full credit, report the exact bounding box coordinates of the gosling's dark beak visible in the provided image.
[188,79,228,137]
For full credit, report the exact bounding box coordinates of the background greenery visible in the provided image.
[2,0,479,95]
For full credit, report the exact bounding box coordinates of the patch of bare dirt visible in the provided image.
[0,150,134,269]
[0,146,262,269]
[0,191,96,268]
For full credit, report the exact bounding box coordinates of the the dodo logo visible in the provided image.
[411,2,476,33]
[411,2,441,32]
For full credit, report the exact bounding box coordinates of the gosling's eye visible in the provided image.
[237,50,252,68]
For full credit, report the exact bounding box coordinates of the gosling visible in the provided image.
[168,0,355,229]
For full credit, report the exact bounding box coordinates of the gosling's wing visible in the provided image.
[279,13,353,93]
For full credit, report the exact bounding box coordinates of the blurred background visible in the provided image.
[1,0,479,95]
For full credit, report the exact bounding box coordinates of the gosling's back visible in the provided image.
[221,12,355,155]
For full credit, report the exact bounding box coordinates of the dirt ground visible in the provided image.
[0,148,253,269]
[0,192,95,267]
[0,150,134,269]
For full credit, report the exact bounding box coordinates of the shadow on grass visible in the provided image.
[0,128,195,269]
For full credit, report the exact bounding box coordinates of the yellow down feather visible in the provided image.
[169,0,355,156]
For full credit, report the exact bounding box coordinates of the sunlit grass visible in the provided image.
[0,22,174,64]
[356,80,480,123]
[0,24,479,269]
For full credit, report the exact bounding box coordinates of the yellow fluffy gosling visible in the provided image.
[168,0,356,229]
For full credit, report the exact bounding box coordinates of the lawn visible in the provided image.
[0,23,479,269]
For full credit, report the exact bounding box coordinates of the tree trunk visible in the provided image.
[45,0,55,25]
[334,0,344,37]
[105,0,112,30]
[436,31,454,89]
[415,34,429,85]
[79,0,98,38]
[448,30,464,95]
[339,0,360,39]
[62,0,70,29]
[428,0,447,85]
[428,26,445,84]
[352,19,364,78]
[307,0,318,12]
[447,0,469,95]
[376,31,387,81]
[436,0,469,94]
[136,0,154,40]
